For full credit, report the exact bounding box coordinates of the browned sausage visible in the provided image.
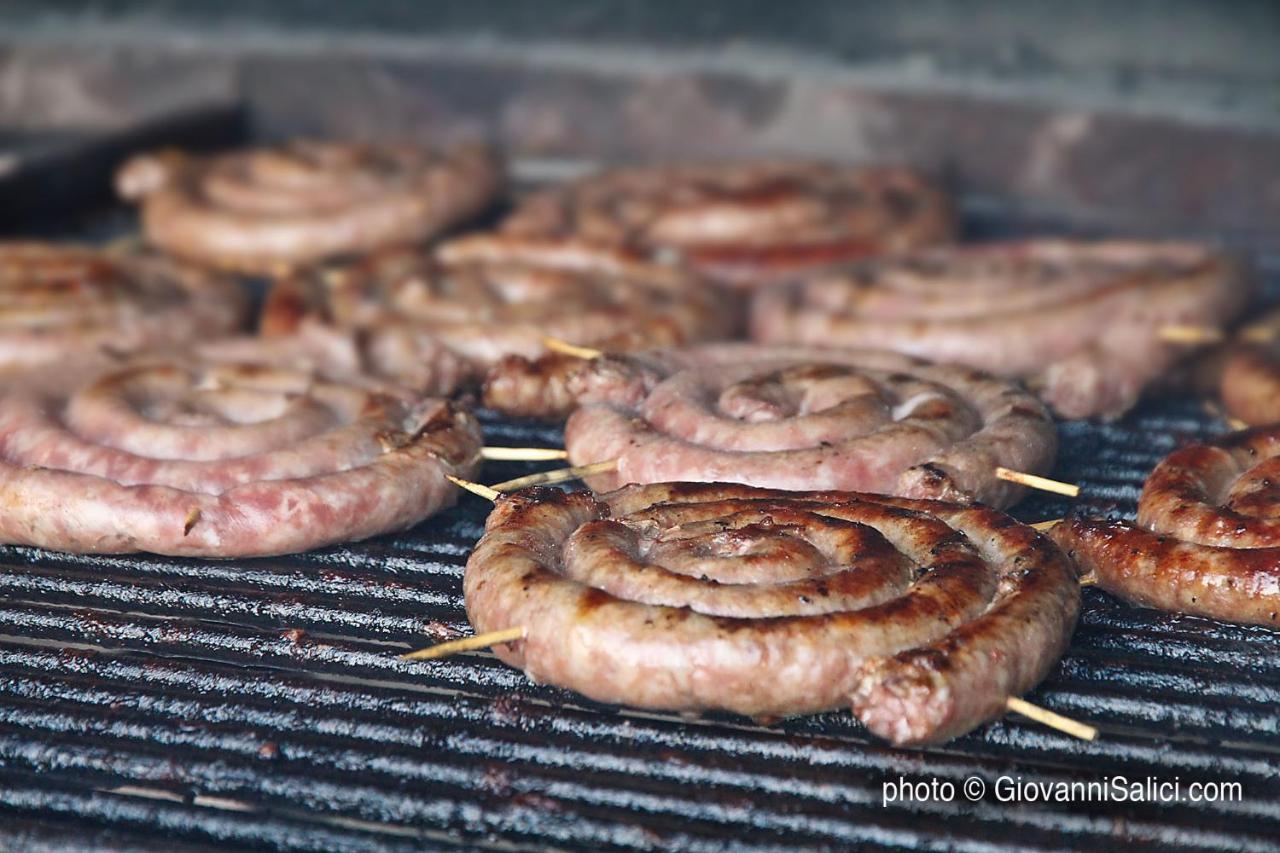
[1221,344,1280,426]
[0,354,481,557]
[752,240,1252,419]
[1051,427,1280,626]
[0,242,246,383]
[262,236,734,394]
[501,162,955,289]
[117,141,502,274]
[464,482,1079,745]
[560,343,1056,509]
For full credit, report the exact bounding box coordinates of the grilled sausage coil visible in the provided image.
[1221,347,1280,427]
[1220,312,1280,425]
[1052,427,1280,626]
[118,141,501,273]
[561,344,1056,509]
[0,242,246,379]
[465,482,1080,745]
[196,324,473,400]
[262,235,732,390]
[501,162,955,289]
[0,355,481,557]
[752,240,1252,418]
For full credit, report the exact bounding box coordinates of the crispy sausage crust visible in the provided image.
[205,319,472,399]
[118,141,502,273]
[752,240,1252,418]
[464,482,1079,745]
[1052,427,1280,626]
[501,162,955,289]
[1221,345,1280,426]
[263,235,733,391]
[0,357,481,557]
[561,344,1056,509]
[0,242,246,379]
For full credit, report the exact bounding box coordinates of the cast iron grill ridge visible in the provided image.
[0,224,1276,852]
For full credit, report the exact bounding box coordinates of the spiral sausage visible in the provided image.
[752,240,1252,418]
[464,482,1079,745]
[0,354,481,557]
[501,162,955,289]
[204,319,472,399]
[1051,427,1280,626]
[561,344,1056,509]
[117,141,501,273]
[1220,347,1280,426]
[0,242,246,381]
[262,235,732,388]
[1219,310,1280,426]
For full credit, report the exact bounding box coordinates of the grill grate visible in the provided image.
[0,218,1277,850]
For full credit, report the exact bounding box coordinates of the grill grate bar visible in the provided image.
[2,594,1278,749]
[1,640,1278,802]
[0,677,1275,851]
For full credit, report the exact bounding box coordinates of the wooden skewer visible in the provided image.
[1202,400,1249,432]
[103,234,144,255]
[1157,324,1278,346]
[445,474,500,502]
[542,337,604,360]
[402,625,1098,741]
[1079,574,1098,588]
[1005,696,1098,741]
[491,460,619,492]
[1158,325,1225,345]
[995,467,1081,498]
[480,447,570,461]
[400,626,527,661]
[1240,325,1279,344]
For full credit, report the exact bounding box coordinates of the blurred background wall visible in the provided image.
[2,0,1276,126]
[1,0,1278,242]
